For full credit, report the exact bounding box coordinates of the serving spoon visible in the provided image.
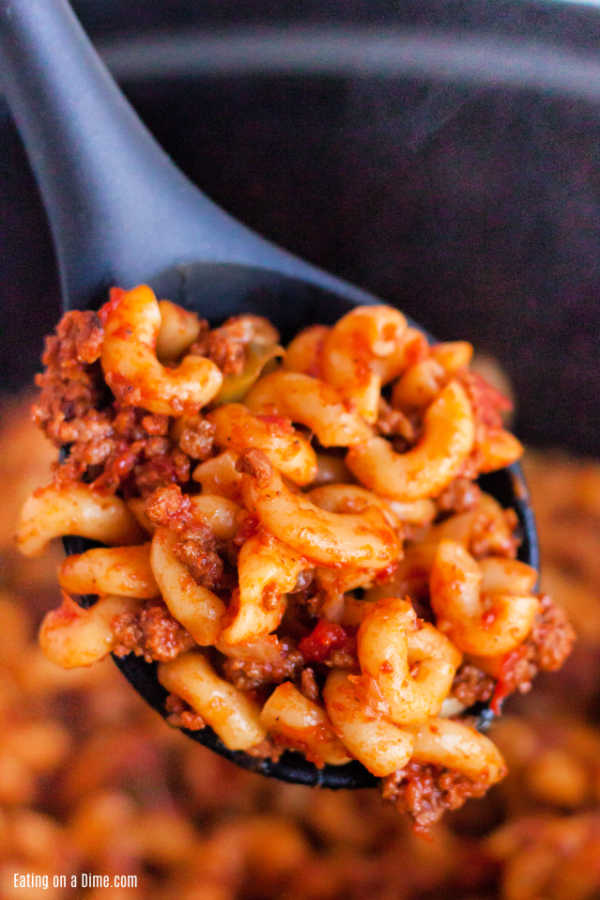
[0,0,537,788]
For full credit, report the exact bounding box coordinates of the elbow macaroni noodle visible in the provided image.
[207,402,317,485]
[101,285,223,415]
[192,449,243,499]
[155,299,204,362]
[16,285,573,828]
[39,593,143,669]
[408,718,506,784]
[58,544,158,599]
[430,540,540,657]
[245,370,372,447]
[260,681,351,767]
[158,651,266,750]
[345,381,476,501]
[357,597,463,725]
[240,450,400,570]
[221,531,307,644]
[324,670,414,776]
[17,482,144,556]
[320,305,408,423]
[150,527,225,646]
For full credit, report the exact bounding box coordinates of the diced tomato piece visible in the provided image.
[97,287,125,325]
[299,620,354,663]
[490,645,528,714]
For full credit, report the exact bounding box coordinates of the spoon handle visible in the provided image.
[0,0,376,312]
[0,0,271,308]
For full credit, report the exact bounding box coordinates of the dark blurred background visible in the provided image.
[1,0,598,453]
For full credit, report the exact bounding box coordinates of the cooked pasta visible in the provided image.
[15,287,574,831]
[2,394,600,898]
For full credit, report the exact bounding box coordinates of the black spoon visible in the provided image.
[0,0,537,789]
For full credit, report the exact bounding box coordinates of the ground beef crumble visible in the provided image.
[32,310,106,445]
[437,477,482,515]
[382,761,492,834]
[145,484,231,591]
[30,310,218,494]
[174,528,224,590]
[452,664,495,707]
[471,507,520,559]
[222,642,303,692]
[531,593,576,671]
[176,415,215,460]
[191,314,276,375]
[236,448,273,484]
[376,398,417,443]
[44,393,192,496]
[459,594,576,714]
[132,444,190,497]
[145,483,192,530]
[497,594,575,702]
[244,739,284,761]
[164,693,206,731]
[112,599,195,663]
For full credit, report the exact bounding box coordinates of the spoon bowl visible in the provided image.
[118,458,533,789]
[1,0,538,789]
